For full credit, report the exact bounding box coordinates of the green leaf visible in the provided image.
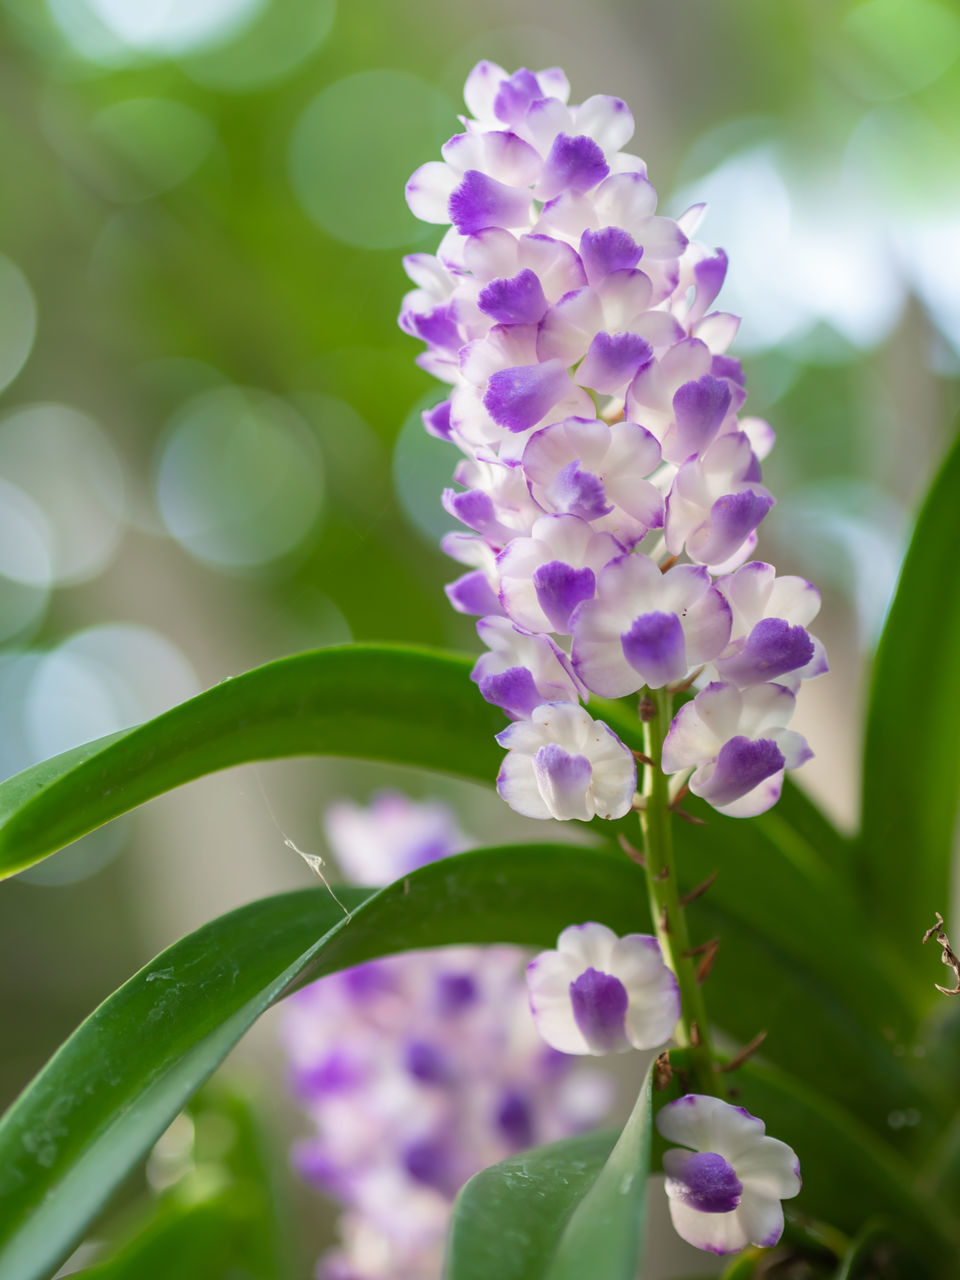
[735,1058,958,1266]
[0,640,937,1134]
[0,645,505,880]
[73,1185,270,1280]
[448,1068,652,1280]
[667,806,946,1139]
[1,842,950,1280]
[859,428,960,976]
[829,1221,914,1279]
[446,1131,617,1280]
[593,696,912,1032]
[0,843,650,1280]
[544,1065,652,1280]
[75,1085,295,1280]
[595,696,934,1134]
[718,1251,768,1279]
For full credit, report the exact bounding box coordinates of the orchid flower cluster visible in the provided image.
[401,61,827,823]
[396,60,816,1262]
[528,922,801,1254]
[281,794,613,1280]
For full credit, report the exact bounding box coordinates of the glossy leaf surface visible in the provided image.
[0,645,504,880]
[0,843,648,1280]
[0,641,937,1137]
[447,1131,616,1280]
[2,839,951,1280]
[859,428,960,977]
[544,1065,652,1280]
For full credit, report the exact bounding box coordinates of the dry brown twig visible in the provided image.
[922,911,960,995]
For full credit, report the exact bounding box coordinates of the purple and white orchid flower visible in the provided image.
[521,416,664,547]
[472,616,584,718]
[712,560,828,690]
[527,922,680,1054]
[570,554,731,697]
[495,702,636,820]
[662,681,812,817]
[657,1094,801,1255]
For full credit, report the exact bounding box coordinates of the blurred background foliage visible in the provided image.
[0,0,957,1272]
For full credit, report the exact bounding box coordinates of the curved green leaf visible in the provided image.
[0,840,950,1280]
[448,1068,654,1280]
[73,1188,271,1280]
[447,1132,616,1280]
[544,1065,652,1280]
[735,1058,958,1266]
[0,641,938,1134]
[859,428,960,976]
[0,843,649,1280]
[0,645,504,880]
[75,1086,294,1280]
[718,1251,767,1279]
[592,702,935,1134]
[831,1223,899,1280]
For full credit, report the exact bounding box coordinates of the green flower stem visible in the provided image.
[639,686,717,1096]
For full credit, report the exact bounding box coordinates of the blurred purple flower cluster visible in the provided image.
[402,62,827,821]
[281,792,612,1280]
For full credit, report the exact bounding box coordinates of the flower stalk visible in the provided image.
[639,686,716,1096]
[400,58,825,1257]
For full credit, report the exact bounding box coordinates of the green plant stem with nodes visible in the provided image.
[638,686,717,1096]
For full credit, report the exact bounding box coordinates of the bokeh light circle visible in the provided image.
[0,404,127,585]
[288,71,454,249]
[842,0,960,101]
[46,0,264,64]
[155,385,324,570]
[0,479,52,588]
[393,395,459,545]
[5,625,198,885]
[673,144,903,353]
[0,479,53,641]
[181,0,336,92]
[0,255,37,395]
[90,98,216,201]
[24,623,199,760]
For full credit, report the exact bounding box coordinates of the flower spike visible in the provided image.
[401,60,825,822]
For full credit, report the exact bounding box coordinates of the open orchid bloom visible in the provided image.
[657,1094,801,1255]
[661,681,813,817]
[526,922,680,1055]
[495,702,636,820]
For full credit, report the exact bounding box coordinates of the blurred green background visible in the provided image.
[0,0,957,1271]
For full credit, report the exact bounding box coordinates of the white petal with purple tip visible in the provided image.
[527,922,679,1055]
[662,683,811,817]
[656,1094,800,1256]
[405,162,459,223]
[463,61,509,123]
[496,703,636,821]
[497,514,622,634]
[570,556,730,697]
[574,95,635,153]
